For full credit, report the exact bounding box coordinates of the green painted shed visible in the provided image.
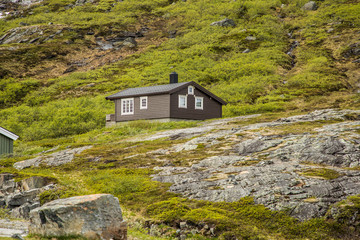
[0,127,19,156]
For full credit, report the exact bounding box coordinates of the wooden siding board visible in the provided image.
[170,87,222,120]
[0,134,13,155]
[114,94,170,122]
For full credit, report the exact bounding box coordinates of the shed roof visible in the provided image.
[106,81,227,105]
[0,127,19,141]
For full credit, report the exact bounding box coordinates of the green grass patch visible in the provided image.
[146,197,343,239]
[259,120,344,136]
[298,168,342,180]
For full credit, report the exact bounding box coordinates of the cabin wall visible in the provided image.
[114,94,170,122]
[170,87,222,120]
[0,134,13,155]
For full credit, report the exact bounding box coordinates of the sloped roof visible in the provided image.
[105,82,189,99]
[106,81,227,105]
[0,127,19,141]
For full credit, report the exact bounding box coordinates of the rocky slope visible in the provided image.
[149,109,360,221]
[2,109,360,239]
[10,110,360,218]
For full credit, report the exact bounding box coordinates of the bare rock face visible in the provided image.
[29,194,127,240]
[13,146,92,170]
[152,109,360,221]
[20,176,51,191]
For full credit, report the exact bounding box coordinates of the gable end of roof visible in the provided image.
[0,127,19,141]
[105,81,227,105]
[169,81,227,105]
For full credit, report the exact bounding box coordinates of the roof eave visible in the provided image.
[0,127,19,141]
[106,91,170,100]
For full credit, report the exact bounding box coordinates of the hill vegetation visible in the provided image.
[1,0,360,239]
[0,0,359,141]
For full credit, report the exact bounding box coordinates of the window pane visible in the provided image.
[195,97,203,109]
[179,95,186,108]
[130,99,133,112]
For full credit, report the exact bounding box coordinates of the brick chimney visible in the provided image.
[170,72,178,84]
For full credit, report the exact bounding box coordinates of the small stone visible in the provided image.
[179,221,187,229]
[245,36,256,41]
[122,37,137,48]
[29,37,40,43]
[168,30,177,38]
[302,1,317,11]
[210,18,236,27]
[242,48,251,53]
[11,234,24,240]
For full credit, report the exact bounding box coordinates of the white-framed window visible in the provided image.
[188,86,194,95]
[195,96,203,110]
[121,98,134,115]
[140,96,148,109]
[178,95,187,108]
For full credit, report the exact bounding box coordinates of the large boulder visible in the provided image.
[29,194,127,240]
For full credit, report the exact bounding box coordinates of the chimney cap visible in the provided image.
[170,72,178,84]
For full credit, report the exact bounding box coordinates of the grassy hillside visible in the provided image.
[0,0,359,141]
[1,1,360,238]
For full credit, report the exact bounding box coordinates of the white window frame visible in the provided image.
[178,95,187,108]
[195,96,203,110]
[121,98,134,115]
[188,86,194,95]
[140,96,148,109]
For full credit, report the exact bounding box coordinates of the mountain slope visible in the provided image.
[0,0,359,141]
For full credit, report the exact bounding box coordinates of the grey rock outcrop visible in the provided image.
[0,174,55,219]
[29,194,127,240]
[20,176,51,191]
[13,146,92,170]
[0,219,28,238]
[152,109,360,221]
[6,189,41,208]
[236,137,282,155]
[210,18,236,27]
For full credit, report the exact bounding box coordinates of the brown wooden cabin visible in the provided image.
[105,72,227,125]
